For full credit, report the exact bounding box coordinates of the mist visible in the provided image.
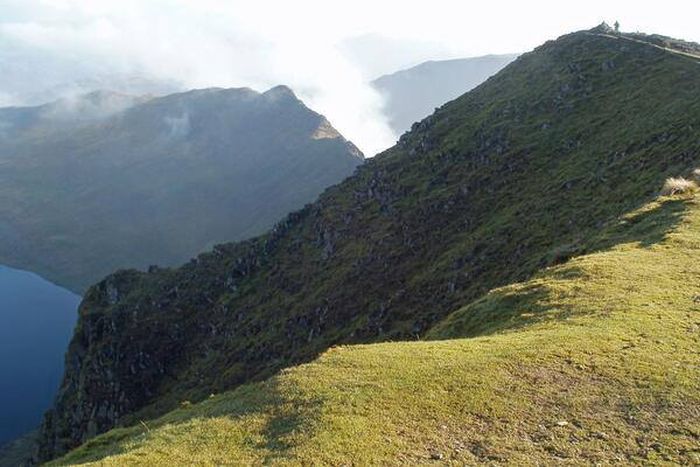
[1,0,699,156]
[0,0,399,156]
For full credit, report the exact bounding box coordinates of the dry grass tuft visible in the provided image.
[661,177,698,196]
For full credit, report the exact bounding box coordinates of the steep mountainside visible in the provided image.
[0,86,363,292]
[372,54,517,135]
[38,27,700,462]
[53,191,700,465]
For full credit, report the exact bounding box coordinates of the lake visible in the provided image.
[0,266,80,446]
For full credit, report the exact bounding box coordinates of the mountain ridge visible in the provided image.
[37,26,700,462]
[0,85,362,293]
[51,189,700,465]
[372,53,518,135]
[0,90,149,139]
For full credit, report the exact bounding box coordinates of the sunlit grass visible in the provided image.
[53,193,700,466]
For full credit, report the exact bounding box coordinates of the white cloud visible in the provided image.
[0,0,699,156]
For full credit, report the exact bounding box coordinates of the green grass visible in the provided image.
[53,192,700,465]
[38,29,700,460]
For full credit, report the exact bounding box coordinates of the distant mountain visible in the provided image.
[372,54,517,135]
[0,86,363,292]
[0,91,150,139]
[0,40,179,107]
[10,76,181,108]
[37,27,700,463]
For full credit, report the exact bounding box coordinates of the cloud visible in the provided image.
[164,113,191,139]
[1,0,699,155]
[0,92,16,108]
[0,0,400,155]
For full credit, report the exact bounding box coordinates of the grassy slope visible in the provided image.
[54,190,700,465]
[37,29,700,461]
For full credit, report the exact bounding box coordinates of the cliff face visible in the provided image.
[37,28,700,461]
[0,85,362,293]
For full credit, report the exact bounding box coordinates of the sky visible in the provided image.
[1,0,699,156]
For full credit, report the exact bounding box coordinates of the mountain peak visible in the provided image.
[262,85,298,101]
[0,84,364,294]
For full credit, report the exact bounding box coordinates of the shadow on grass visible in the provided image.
[543,198,689,267]
[51,198,693,465]
[52,379,325,466]
[430,197,691,341]
[590,198,689,250]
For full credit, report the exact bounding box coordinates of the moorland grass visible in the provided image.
[54,193,700,465]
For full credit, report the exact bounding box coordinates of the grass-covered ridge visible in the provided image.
[54,191,700,465]
[37,27,700,460]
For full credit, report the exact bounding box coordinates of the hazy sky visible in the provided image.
[1,0,699,156]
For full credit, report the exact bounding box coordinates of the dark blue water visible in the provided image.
[0,266,80,445]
